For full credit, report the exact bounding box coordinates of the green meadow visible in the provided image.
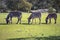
[0,13,60,40]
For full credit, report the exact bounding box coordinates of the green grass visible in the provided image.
[0,13,60,40]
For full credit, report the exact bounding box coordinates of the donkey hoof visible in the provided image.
[49,22,51,24]
[6,23,8,24]
[28,23,30,24]
[46,23,48,24]
[54,22,56,24]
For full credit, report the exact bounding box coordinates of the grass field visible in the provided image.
[0,13,60,40]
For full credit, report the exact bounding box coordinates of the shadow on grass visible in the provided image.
[22,23,48,25]
[41,23,47,24]
[7,36,60,40]
[41,23,52,24]
[21,23,31,25]
[21,23,42,25]
[0,23,7,25]
[0,22,55,25]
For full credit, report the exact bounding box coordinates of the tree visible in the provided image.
[0,0,7,12]
[1,0,60,12]
[6,0,32,12]
[6,0,18,10]
[18,0,32,12]
[54,0,60,12]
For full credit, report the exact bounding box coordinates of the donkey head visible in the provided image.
[5,18,10,24]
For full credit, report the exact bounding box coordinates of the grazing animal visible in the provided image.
[45,13,57,24]
[28,9,48,24]
[6,11,22,24]
[28,12,41,24]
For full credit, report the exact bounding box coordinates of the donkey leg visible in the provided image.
[10,18,12,24]
[19,15,22,24]
[45,17,48,24]
[32,19,33,24]
[16,18,20,24]
[39,18,41,24]
[49,18,51,24]
[19,18,21,24]
[46,20,47,24]
[54,18,57,24]
[35,19,36,24]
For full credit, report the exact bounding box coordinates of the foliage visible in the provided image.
[0,0,60,12]
[48,7,56,13]
[6,0,32,11]
[18,0,32,12]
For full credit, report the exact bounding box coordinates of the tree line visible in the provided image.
[0,0,60,12]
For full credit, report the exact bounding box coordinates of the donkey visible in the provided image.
[28,12,41,24]
[45,13,57,24]
[28,9,48,24]
[6,11,22,24]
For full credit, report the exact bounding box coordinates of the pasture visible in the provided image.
[0,12,60,40]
